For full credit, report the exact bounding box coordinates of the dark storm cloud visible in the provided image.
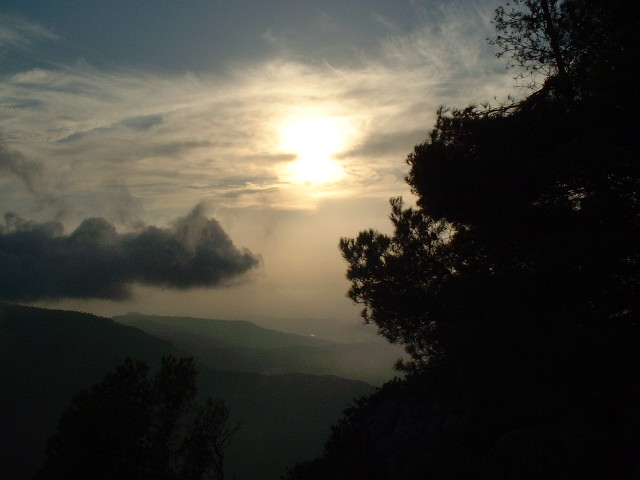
[0,205,260,301]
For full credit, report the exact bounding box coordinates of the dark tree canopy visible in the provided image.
[491,0,574,90]
[324,2,640,476]
[35,356,237,480]
[340,0,640,373]
[490,0,640,97]
[282,3,640,478]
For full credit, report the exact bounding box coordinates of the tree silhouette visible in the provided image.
[340,0,639,376]
[35,356,238,480]
[287,1,640,477]
[491,0,572,90]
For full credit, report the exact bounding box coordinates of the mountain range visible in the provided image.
[113,312,403,385]
[0,302,384,480]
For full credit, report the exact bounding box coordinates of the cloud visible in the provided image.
[0,137,42,194]
[55,114,165,143]
[0,13,58,51]
[118,114,164,131]
[340,129,428,159]
[0,0,520,320]
[106,183,144,228]
[0,136,67,215]
[0,205,260,302]
[0,0,514,219]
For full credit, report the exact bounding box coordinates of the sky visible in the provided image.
[0,0,516,325]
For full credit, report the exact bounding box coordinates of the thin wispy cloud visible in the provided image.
[0,136,67,217]
[0,12,57,51]
[1,1,511,221]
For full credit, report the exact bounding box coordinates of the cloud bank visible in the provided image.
[0,205,260,301]
[0,1,513,216]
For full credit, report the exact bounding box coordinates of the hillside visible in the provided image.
[114,312,402,385]
[114,312,331,349]
[0,303,374,480]
[239,315,386,344]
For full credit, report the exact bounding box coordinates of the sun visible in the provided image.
[278,117,345,184]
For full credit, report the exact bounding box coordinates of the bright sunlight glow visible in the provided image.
[278,117,346,184]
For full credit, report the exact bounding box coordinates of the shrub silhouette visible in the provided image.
[35,356,238,480]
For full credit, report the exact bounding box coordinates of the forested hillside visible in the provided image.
[0,303,373,480]
[114,312,401,384]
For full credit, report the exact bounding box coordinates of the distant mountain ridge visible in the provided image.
[114,312,334,348]
[113,312,402,385]
[237,315,386,344]
[0,303,374,480]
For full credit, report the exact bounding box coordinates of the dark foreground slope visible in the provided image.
[114,312,402,385]
[0,302,173,480]
[0,303,373,480]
